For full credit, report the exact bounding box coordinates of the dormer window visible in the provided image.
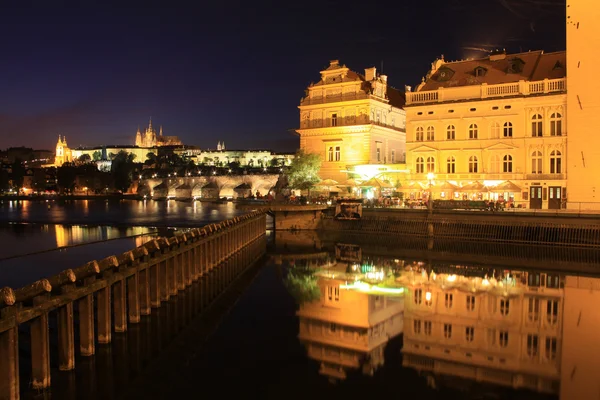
[436,67,454,82]
[474,66,487,78]
[507,58,525,74]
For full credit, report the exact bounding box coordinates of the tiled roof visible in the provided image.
[419,50,566,91]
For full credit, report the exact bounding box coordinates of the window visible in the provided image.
[331,113,338,127]
[424,321,432,336]
[327,286,333,300]
[545,337,557,360]
[550,113,562,136]
[528,298,540,322]
[489,155,500,173]
[391,150,395,163]
[527,334,539,357]
[376,147,381,162]
[444,323,452,339]
[426,126,435,141]
[415,157,424,173]
[416,127,424,141]
[465,326,474,342]
[445,293,453,308]
[447,156,456,173]
[376,110,381,122]
[503,122,513,137]
[528,273,540,287]
[532,114,543,137]
[335,146,341,161]
[330,323,337,333]
[531,151,542,174]
[413,319,422,334]
[503,155,513,173]
[469,124,478,139]
[334,286,339,301]
[466,295,475,311]
[414,289,422,305]
[550,150,562,174]
[546,274,560,289]
[426,157,435,173]
[547,300,559,325]
[499,331,509,347]
[327,146,334,162]
[490,122,500,139]
[500,299,510,316]
[425,291,432,307]
[469,156,478,173]
[447,125,455,140]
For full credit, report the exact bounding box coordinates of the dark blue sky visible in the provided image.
[0,0,565,152]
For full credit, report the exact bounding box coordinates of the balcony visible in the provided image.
[406,78,566,106]
[299,118,405,133]
[525,174,565,180]
[300,92,374,106]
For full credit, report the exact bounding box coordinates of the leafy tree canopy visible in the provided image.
[286,150,321,191]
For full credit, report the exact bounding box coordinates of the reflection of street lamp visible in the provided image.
[427,172,435,214]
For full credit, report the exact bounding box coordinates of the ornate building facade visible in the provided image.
[404,50,567,209]
[135,119,182,148]
[296,60,407,182]
[54,135,73,166]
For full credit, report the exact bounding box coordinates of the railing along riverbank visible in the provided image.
[0,211,267,400]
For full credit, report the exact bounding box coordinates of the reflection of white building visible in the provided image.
[399,268,563,394]
[297,265,404,381]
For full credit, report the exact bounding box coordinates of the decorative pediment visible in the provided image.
[483,142,518,151]
[411,145,438,152]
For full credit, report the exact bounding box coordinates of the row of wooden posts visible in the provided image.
[0,211,267,400]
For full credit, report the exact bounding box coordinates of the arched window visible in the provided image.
[550,151,562,174]
[531,151,542,174]
[327,146,334,162]
[489,155,500,173]
[469,156,478,173]
[490,122,500,139]
[415,157,424,173]
[532,114,543,137]
[447,156,455,173]
[550,113,562,136]
[469,124,478,139]
[446,125,455,140]
[416,127,424,142]
[426,126,435,141]
[503,155,513,173]
[503,122,513,138]
[426,156,435,172]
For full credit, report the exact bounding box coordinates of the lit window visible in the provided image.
[414,289,422,305]
[466,295,475,311]
[446,125,455,140]
[426,126,435,141]
[469,156,478,173]
[413,320,422,334]
[465,326,474,342]
[416,127,424,141]
[445,293,453,308]
[531,151,542,174]
[550,150,562,174]
[444,323,452,339]
[503,155,512,173]
[447,156,455,173]
[469,124,478,139]
[550,113,562,136]
[528,298,540,322]
[500,299,510,316]
[532,114,543,137]
[527,334,539,357]
[415,157,424,174]
[424,321,432,335]
[426,157,435,173]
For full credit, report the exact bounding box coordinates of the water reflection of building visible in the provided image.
[297,263,404,381]
[399,265,563,395]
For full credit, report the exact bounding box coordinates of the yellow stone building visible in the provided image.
[565,0,600,209]
[296,60,407,182]
[54,135,73,166]
[135,118,182,147]
[405,50,567,209]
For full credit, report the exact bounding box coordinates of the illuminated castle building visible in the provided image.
[54,135,73,166]
[296,60,407,182]
[135,118,182,148]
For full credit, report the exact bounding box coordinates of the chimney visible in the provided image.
[329,59,340,68]
[380,74,388,84]
[365,67,376,81]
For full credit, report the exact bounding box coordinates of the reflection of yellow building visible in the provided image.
[400,268,563,394]
[297,263,404,381]
[54,135,73,166]
[405,50,567,209]
[296,60,407,182]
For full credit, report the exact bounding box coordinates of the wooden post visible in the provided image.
[113,279,127,333]
[0,306,19,400]
[127,273,141,323]
[79,276,96,355]
[160,259,170,301]
[58,286,75,371]
[149,263,160,308]
[168,256,177,297]
[31,296,51,389]
[97,280,111,344]
[139,267,151,315]
[184,250,192,286]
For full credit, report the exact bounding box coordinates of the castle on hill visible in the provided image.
[135,118,182,147]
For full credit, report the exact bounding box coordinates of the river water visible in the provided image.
[2,199,599,400]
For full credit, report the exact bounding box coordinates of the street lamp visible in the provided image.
[427,172,435,214]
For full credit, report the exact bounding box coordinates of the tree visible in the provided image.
[92,151,102,161]
[10,158,26,191]
[78,154,92,163]
[32,169,47,193]
[286,150,321,194]
[283,270,320,304]
[111,150,136,193]
[57,164,77,194]
[146,152,157,166]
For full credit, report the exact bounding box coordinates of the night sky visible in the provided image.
[0,0,565,153]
